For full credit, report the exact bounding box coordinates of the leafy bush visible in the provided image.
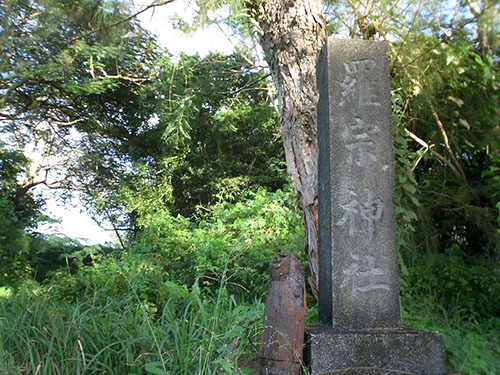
[46,249,169,310]
[27,234,117,282]
[401,244,500,320]
[0,146,43,288]
[134,188,304,298]
[0,198,30,288]
[399,247,500,375]
[443,318,500,375]
[402,289,500,375]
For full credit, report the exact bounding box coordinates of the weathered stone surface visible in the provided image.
[309,37,447,374]
[260,253,306,375]
[304,327,447,375]
[317,38,400,329]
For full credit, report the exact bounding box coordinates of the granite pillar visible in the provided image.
[306,38,446,375]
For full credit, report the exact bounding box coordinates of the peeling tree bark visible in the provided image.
[254,0,327,298]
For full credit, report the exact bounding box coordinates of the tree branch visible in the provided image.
[405,129,465,182]
[429,102,468,185]
[0,0,176,106]
[0,78,28,108]
[67,0,176,46]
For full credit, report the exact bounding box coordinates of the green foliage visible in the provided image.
[0,0,158,222]
[391,31,500,259]
[0,192,499,375]
[392,92,419,256]
[402,294,500,375]
[1,2,499,374]
[148,53,285,217]
[402,277,500,375]
[45,249,166,308]
[80,52,286,229]
[33,189,301,305]
[134,188,303,298]
[0,287,12,298]
[0,0,150,107]
[0,0,159,286]
[396,245,500,375]
[0,197,30,288]
[402,245,500,320]
[324,0,500,264]
[0,145,42,288]
[0,281,263,374]
[443,318,500,375]
[27,234,116,282]
[0,146,41,229]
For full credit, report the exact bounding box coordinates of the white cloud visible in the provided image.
[134,0,236,56]
[35,191,119,246]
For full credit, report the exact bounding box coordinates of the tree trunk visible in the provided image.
[255,0,327,298]
[467,0,497,58]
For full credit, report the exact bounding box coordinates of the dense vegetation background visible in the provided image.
[0,0,499,374]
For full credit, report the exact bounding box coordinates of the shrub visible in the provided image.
[401,244,500,320]
[134,188,304,298]
[0,197,30,289]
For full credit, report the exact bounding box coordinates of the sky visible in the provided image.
[36,0,236,245]
[134,0,237,56]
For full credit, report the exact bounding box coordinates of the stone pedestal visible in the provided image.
[304,327,446,375]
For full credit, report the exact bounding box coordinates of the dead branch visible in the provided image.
[405,129,465,182]
[429,103,468,185]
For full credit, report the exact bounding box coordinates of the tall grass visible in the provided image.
[0,283,263,374]
[400,297,500,375]
[400,275,500,375]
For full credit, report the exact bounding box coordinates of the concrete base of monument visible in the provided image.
[304,326,446,375]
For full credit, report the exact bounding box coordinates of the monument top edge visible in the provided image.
[325,37,388,44]
[324,37,389,53]
[322,37,389,65]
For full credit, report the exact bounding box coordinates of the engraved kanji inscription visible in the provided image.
[335,190,359,237]
[336,190,383,241]
[342,117,380,167]
[340,253,389,297]
[317,39,407,331]
[359,191,384,241]
[339,59,381,108]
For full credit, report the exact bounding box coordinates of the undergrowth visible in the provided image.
[0,279,263,374]
[400,246,500,375]
[1,190,499,374]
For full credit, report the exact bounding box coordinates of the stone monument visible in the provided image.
[304,38,446,374]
